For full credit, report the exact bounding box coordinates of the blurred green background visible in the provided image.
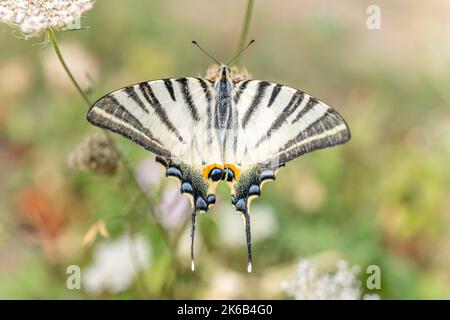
[0,0,449,299]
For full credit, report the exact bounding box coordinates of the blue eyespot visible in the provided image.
[208,168,223,182]
[248,184,260,196]
[207,194,216,204]
[166,167,182,179]
[260,169,275,182]
[195,197,208,211]
[235,198,246,212]
[223,168,235,182]
[181,182,193,194]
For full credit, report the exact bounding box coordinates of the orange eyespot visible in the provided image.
[225,164,240,180]
[202,164,241,182]
[202,164,223,180]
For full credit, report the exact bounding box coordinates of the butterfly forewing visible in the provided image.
[87,77,219,165]
[232,80,350,167]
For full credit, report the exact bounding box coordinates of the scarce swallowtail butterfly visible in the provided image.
[87,42,351,273]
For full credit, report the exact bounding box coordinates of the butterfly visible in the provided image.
[87,45,350,272]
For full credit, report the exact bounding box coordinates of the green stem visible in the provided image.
[48,29,91,106]
[234,0,254,64]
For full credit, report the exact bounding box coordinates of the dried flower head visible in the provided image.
[0,0,95,38]
[204,65,252,83]
[68,134,118,175]
[282,259,381,300]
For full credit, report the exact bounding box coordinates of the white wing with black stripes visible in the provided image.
[227,78,350,224]
[230,80,350,167]
[87,77,220,165]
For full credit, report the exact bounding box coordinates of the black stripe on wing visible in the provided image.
[265,108,350,166]
[163,79,176,101]
[254,91,304,148]
[196,78,213,129]
[233,80,251,105]
[197,78,214,150]
[291,96,318,124]
[268,84,282,107]
[139,82,184,143]
[242,81,271,129]
[124,87,149,114]
[87,95,173,158]
[176,78,200,121]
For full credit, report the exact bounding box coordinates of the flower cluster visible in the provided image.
[282,259,380,300]
[83,234,151,294]
[0,0,95,37]
[219,204,278,246]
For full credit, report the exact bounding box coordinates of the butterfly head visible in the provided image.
[218,65,232,80]
[205,64,252,84]
[193,40,254,82]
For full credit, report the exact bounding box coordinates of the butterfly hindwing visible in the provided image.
[155,156,217,212]
[155,156,218,271]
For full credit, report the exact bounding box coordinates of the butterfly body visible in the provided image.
[87,64,350,272]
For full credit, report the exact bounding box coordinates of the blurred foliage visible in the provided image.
[0,0,450,299]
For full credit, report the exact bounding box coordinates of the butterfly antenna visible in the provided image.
[242,206,253,273]
[190,209,198,271]
[192,41,221,65]
[227,39,255,66]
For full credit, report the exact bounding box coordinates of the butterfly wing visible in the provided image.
[87,77,220,163]
[229,80,350,211]
[87,77,219,212]
[232,80,350,167]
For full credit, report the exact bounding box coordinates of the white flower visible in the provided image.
[282,259,381,300]
[0,0,95,37]
[157,185,190,229]
[83,234,151,295]
[218,204,278,247]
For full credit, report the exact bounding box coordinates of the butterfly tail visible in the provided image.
[191,210,197,271]
[242,206,253,273]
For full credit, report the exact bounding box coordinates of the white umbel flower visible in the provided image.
[0,0,95,37]
[282,259,380,300]
[83,234,151,295]
[218,204,278,247]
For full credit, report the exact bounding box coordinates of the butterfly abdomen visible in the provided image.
[214,77,234,129]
